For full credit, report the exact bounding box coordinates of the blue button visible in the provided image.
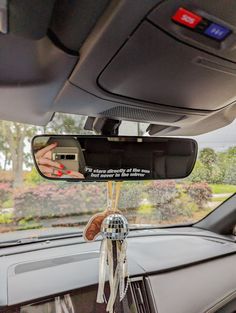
[204,23,231,40]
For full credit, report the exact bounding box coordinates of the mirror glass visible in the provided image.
[32,135,197,181]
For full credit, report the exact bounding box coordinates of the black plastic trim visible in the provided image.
[48,29,79,56]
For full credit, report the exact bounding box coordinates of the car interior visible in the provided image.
[0,1,236,313]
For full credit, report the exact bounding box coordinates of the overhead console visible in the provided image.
[98,1,236,112]
[148,1,236,62]
[98,20,236,111]
[53,0,236,135]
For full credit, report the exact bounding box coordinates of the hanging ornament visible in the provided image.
[83,209,115,242]
[83,182,130,313]
[97,213,129,312]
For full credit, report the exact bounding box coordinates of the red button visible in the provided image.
[172,8,202,28]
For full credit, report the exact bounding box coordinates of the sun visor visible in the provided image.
[0,35,78,125]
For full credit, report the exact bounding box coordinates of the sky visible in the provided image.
[193,119,236,151]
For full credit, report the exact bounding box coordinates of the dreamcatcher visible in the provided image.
[55,294,75,313]
[83,181,129,313]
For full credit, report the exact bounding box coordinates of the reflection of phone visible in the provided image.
[52,147,80,171]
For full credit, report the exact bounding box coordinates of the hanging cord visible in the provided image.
[107,181,122,211]
[98,181,130,313]
[97,181,122,305]
[107,181,113,209]
[107,181,130,312]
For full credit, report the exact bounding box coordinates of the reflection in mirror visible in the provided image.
[33,136,85,179]
[32,135,197,181]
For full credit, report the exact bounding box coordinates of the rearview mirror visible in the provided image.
[32,135,197,181]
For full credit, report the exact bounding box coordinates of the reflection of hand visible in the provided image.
[65,170,85,179]
[35,143,63,177]
[35,143,85,179]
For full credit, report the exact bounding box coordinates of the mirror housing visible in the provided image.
[32,135,197,181]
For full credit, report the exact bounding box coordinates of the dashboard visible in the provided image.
[1,227,236,313]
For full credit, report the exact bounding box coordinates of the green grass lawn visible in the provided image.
[211,196,228,202]
[210,184,236,194]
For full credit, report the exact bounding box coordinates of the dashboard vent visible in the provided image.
[130,278,152,313]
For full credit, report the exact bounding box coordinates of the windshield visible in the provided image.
[0,114,235,238]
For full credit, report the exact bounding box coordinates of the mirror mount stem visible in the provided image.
[84,117,121,135]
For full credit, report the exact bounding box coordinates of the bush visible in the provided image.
[0,183,12,207]
[142,181,200,221]
[2,199,13,208]
[14,183,107,219]
[183,182,212,209]
[146,180,177,205]
[118,182,145,211]
[24,168,45,185]
[145,180,187,221]
[0,171,13,183]
[0,213,13,224]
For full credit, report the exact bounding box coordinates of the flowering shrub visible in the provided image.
[0,183,12,207]
[146,180,177,204]
[145,180,181,220]
[0,171,13,183]
[118,182,145,211]
[183,182,212,209]
[13,180,213,224]
[14,183,107,219]
[145,180,194,221]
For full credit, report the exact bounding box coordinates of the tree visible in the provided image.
[220,146,236,185]
[224,162,236,184]
[188,160,208,183]
[227,146,236,157]
[198,148,223,183]
[0,121,37,187]
[0,114,90,187]
[199,148,217,168]
[0,133,11,170]
[44,113,91,134]
[188,146,236,185]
